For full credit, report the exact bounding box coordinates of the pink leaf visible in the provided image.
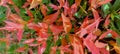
[104,15,110,28]
[84,39,100,54]
[23,38,35,44]
[92,8,100,20]
[28,48,34,54]
[17,29,23,42]
[38,41,46,54]
[49,4,59,10]
[95,40,107,48]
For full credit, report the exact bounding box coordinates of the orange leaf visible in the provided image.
[98,0,111,6]
[75,0,81,6]
[29,0,42,9]
[40,4,47,16]
[43,10,60,24]
[61,13,72,33]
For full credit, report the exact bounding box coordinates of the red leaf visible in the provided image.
[26,9,33,18]
[75,0,81,6]
[43,10,60,24]
[0,21,24,41]
[50,25,63,36]
[99,31,109,39]
[99,30,120,39]
[69,34,84,54]
[104,14,110,28]
[98,0,111,6]
[95,40,107,48]
[40,4,47,16]
[17,29,23,42]
[28,48,34,54]
[84,39,100,54]
[99,48,110,54]
[80,28,87,37]
[110,30,120,38]
[13,5,20,14]
[38,41,46,54]
[92,8,100,20]
[49,4,59,10]
[22,2,30,8]
[85,18,101,33]
[86,32,97,41]
[59,45,72,54]
[61,13,72,33]
[50,46,57,54]
[23,38,35,44]
[16,47,26,52]
[57,0,65,8]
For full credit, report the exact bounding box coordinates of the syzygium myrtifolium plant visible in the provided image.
[0,0,120,54]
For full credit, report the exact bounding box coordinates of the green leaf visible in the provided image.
[116,38,120,47]
[13,0,26,7]
[74,1,87,18]
[42,0,50,4]
[101,3,111,17]
[43,36,54,54]
[0,42,6,53]
[112,0,120,11]
[0,6,7,22]
[68,0,74,6]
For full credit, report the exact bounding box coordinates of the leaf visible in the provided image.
[116,38,120,47]
[40,4,47,16]
[69,34,84,54]
[61,13,72,33]
[101,3,111,17]
[38,41,46,54]
[99,48,109,54]
[16,47,26,52]
[0,6,7,22]
[23,38,35,44]
[109,41,120,54]
[104,14,110,28]
[92,8,100,20]
[17,29,23,42]
[112,0,120,11]
[50,46,57,54]
[95,40,107,48]
[75,0,81,6]
[43,10,60,24]
[98,0,111,6]
[50,25,63,36]
[29,0,42,9]
[28,48,34,54]
[0,21,24,41]
[84,39,100,54]
[26,9,33,18]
